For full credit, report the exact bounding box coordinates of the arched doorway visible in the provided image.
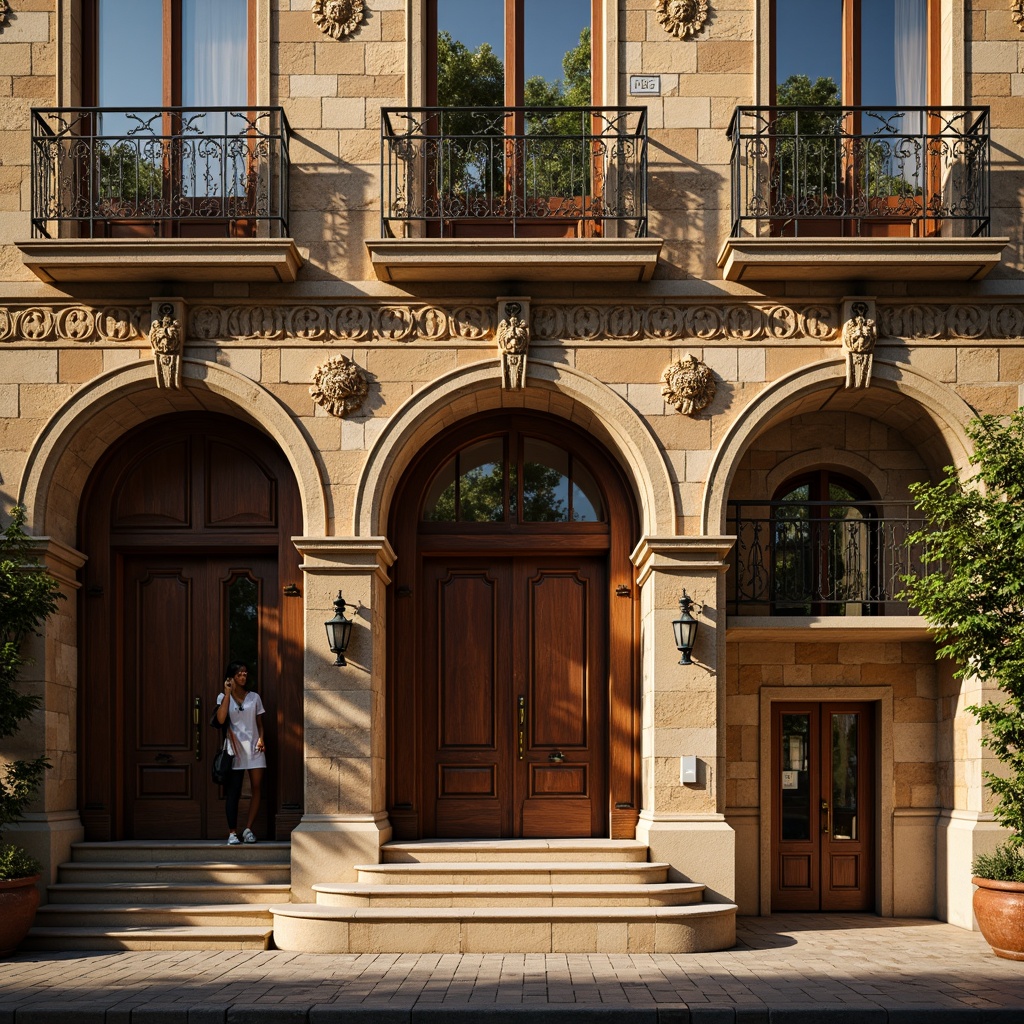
[78,413,304,841]
[387,411,640,840]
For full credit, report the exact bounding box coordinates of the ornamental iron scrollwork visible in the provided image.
[309,355,369,417]
[311,0,365,40]
[656,0,710,40]
[661,354,716,416]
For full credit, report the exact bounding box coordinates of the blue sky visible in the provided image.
[437,0,590,85]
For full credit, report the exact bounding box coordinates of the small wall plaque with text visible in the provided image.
[629,75,661,96]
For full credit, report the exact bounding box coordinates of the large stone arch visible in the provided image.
[353,359,676,538]
[701,358,977,535]
[19,359,328,543]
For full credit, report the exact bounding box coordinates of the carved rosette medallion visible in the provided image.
[311,0,365,40]
[310,355,369,417]
[662,354,716,416]
[497,300,530,390]
[656,0,710,40]
[1014,1,1024,33]
[149,303,183,390]
[842,300,878,389]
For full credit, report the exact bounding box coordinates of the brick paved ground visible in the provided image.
[2,916,1023,1023]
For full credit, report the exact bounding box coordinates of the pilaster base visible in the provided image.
[290,813,393,901]
[938,810,1009,930]
[5,811,85,892]
[636,812,736,903]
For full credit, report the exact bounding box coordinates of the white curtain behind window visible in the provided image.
[894,0,927,139]
[182,0,248,108]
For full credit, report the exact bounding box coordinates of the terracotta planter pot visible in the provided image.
[0,874,41,956]
[972,876,1024,961]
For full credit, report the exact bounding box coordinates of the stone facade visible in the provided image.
[1,1,1020,937]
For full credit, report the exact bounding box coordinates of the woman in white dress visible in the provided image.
[214,661,266,845]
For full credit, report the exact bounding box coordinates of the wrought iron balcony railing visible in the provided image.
[727,500,934,617]
[30,107,291,239]
[380,106,648,238]
[727,105,990,238]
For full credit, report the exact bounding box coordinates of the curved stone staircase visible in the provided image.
[271,839,736,953]
[25,840,290,951]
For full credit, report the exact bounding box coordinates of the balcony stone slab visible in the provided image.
[726,616,932,642]
[717,236,1008,283]
[18,238,304,284]
[366,237,664,283]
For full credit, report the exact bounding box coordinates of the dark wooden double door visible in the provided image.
[771,702,875,911]
[423,555,606,838]
[79,414,303,841]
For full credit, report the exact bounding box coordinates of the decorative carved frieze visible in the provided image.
[841,299,877,390]
[878,304,1024,340]
[309,355,369,417]
[655,0,710,40]
[661,354,716,415]
[149,301,184,390]
[311,0,365,40]
[497,298,531,390]
[1014,1,1024,32]
[0,305,147,343]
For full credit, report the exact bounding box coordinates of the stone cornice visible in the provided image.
[630,536,736,586]
[292,536,396,582]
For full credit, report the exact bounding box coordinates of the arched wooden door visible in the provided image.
[78,414,304,841]
[388,413,640,840]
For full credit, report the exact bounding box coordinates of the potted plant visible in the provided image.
[902,410,1024,959]
[0,505,61,956]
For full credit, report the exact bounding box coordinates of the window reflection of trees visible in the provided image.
[227,574,259,690]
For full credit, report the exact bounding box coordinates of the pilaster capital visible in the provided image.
[25,537,87,590]
[630,535,735,587]
[292,536,396,583]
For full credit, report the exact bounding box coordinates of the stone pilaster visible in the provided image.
[289,536,395,900]
[630,536,736,902]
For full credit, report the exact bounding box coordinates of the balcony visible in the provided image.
[368,106,662,283]
[718,105,1006,283]
[19,107,302,283]
[726,501,934,638]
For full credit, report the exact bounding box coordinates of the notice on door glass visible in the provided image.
[781,770,799,790]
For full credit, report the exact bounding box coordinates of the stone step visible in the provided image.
[22,925,273,952]
[55,861,290,885]
[270,902,737,954]
[381,839,650,864]
[67,841,291,864]
[46,882,291,905]
[355,861,671,886]
[34,902,275,928]
[313,881,705,908]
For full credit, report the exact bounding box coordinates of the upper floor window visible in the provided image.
[773,0,933,110]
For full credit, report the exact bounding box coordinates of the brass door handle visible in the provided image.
[193,696,201,760]
[517,696,525,761]
[821,798,830,835]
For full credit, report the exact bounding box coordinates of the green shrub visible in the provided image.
[973,843,1024,883]
[0,842,41,881]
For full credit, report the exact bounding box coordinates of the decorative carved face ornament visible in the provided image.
[661,354,716,416]
[311,0,366,40]
[656,0,710,40]
[149,303,183,390]
[310,354,369,417]
[497,301,530,390]
[842,301,878,390]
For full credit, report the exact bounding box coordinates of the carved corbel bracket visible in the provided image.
[148,298,186,390]
[841,297,878,389]
[655,0,710,40]
[662,353,716,416]
[311,0,366,40]
[497,297,531,390]
[310,354,370,417]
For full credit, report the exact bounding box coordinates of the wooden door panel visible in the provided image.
[518,560,606,838]
[426,563,509,838]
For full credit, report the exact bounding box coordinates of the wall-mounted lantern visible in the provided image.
[672,590,699,665]
[325,591,353,666]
